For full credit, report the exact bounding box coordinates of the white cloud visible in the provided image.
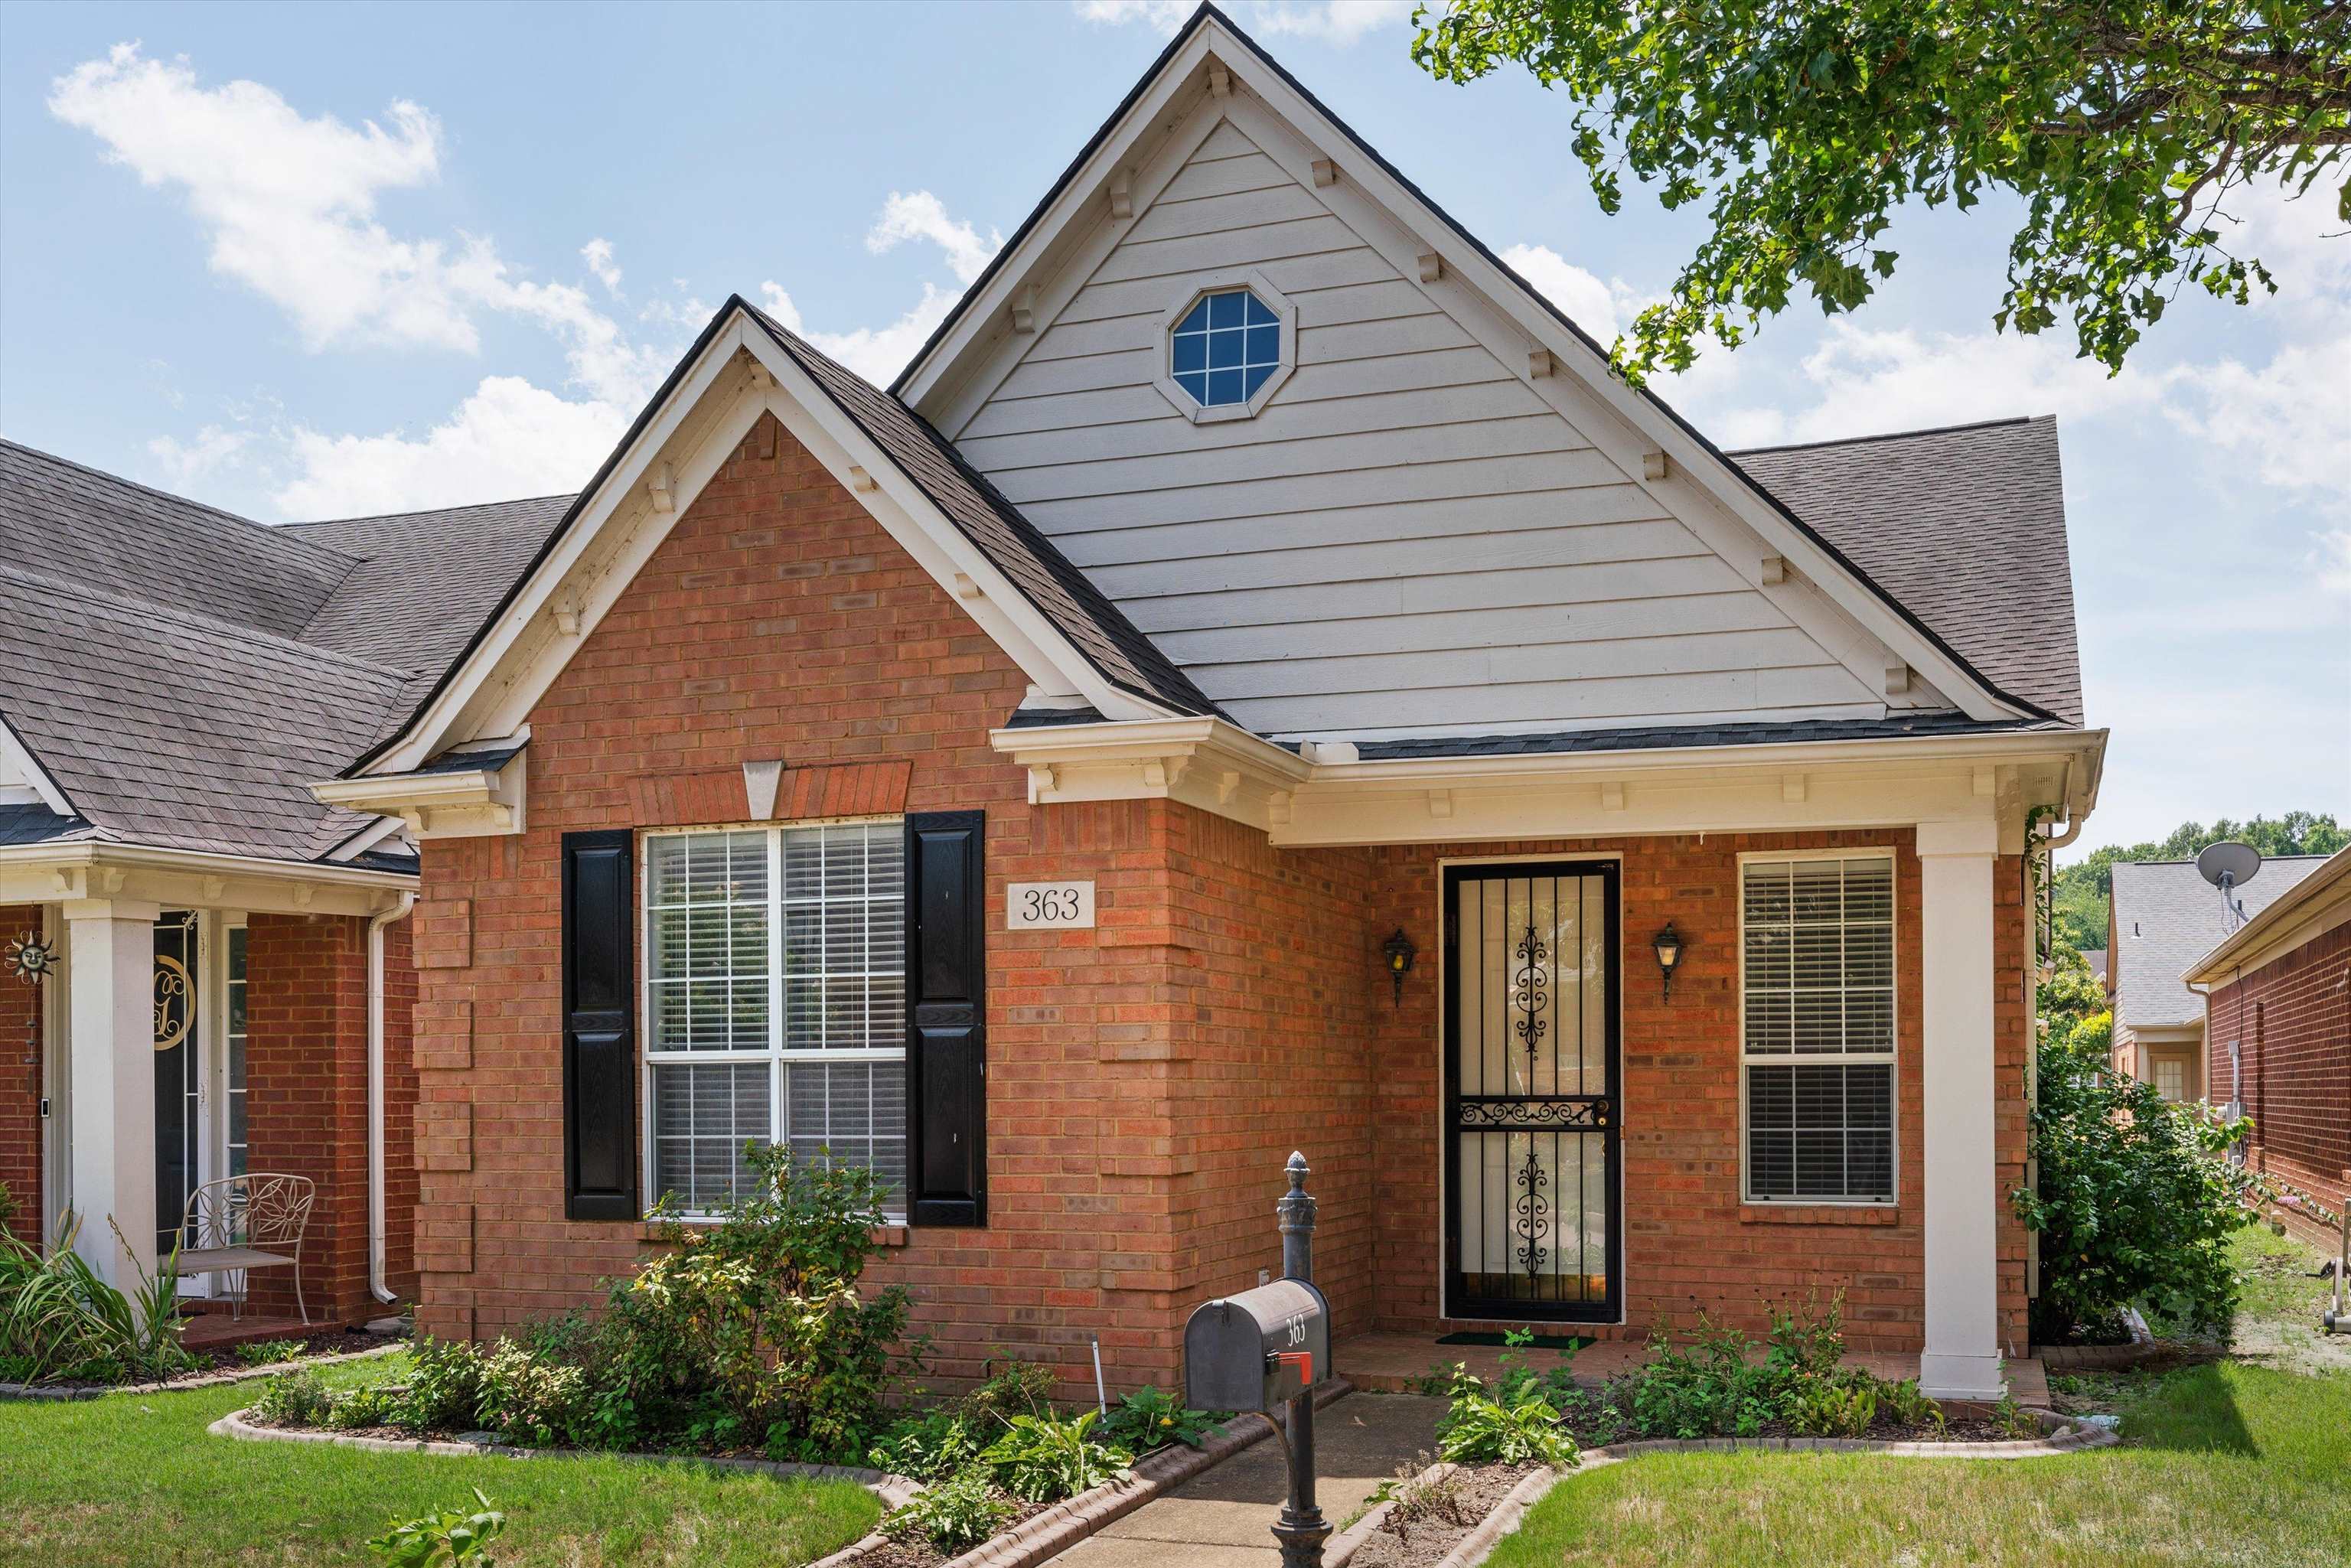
[272,376,627,517]
[2314,530,2351,599]
[1074,0,1410,44]
[868,191,1000,285]
[581,237,622,295]
[759,280,961,387]
[147,424,250,487]
[1498,244,1627,341]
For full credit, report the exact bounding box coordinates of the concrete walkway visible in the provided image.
[1055,1394,1446,1568]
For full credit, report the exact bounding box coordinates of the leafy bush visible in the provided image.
[867,1409,983,1481]
[2015,1021,2257,1338]
[1102,1384,1224,1452]
[327,1383,409,1431]
[1433,1332,1581,1467]
[402,1335,487,1432]
[982,1410,1132,1502]
[368,1488,504,1566]
[884,1465,1016,1553]
[251,1368,335,1426]
[0,1214,193,1384]
[236,1338,308,1368]
[474,1341,591,1448]
[1881,1378,1946,1431]
[1784,1376,1878,1437]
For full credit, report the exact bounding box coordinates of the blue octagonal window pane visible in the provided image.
[1171,288,1280,409]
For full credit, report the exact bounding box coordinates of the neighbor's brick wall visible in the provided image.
[1361,836,2032,1356]
[0,905,40,1237]
[2207,916,2350,1221]
[245,913,419,1323]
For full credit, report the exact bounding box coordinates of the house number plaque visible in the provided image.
[1006,881,1095,929]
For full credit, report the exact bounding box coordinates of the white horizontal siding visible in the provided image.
[954,117,1878,738]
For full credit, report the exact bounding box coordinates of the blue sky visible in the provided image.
[1,0,2343,854]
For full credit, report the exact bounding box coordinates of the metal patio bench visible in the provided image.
[177,1173,317,1325]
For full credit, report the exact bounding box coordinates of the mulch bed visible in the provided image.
[839,1498,1059,1568]
[183,1327,388,1376]
[1348,1462,1539,1568]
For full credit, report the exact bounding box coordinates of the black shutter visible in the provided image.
[562,829,637,1221]
[906,811,986,1227]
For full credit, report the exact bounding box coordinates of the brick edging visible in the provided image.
[1332,1411,2115,1568]
[937,1380,1355,1568]
[0,1343,406,1403]
[212,1406,923,1509]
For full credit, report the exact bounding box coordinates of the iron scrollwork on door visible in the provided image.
[1455,1097,1612,1129]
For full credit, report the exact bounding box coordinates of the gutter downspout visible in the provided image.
[368,892,416,1307]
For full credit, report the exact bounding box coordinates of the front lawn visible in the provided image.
[1487,1225,2351,1567]
[0,1352,881,1567]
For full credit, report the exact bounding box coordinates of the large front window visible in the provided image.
[642,822,906,1214]
[1740,853,1896,1203]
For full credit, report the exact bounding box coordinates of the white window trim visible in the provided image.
[1151,268,1299,424]
[1735,847,1900,1207]
[637,816,908,1221]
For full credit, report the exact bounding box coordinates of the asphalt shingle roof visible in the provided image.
[2109,856,2332,1030]
[1733,417,2083,725]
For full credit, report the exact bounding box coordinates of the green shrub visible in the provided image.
[1434,1332,1581,1467]
[885,1465,1017,1552]
[1784,1376,1878,1437]
[327,1382,409,1431]
[235,1338,307,1368]
[1881,1378,1946,1431]
[252,1368,334,1426]
[960,1356,1060,1423]
[0,1213,193,1384]
[474,1341,590,1448]
[2014,1019,2257,1338]
[367,1488,504,1566]
[868,1410,983,1482]
[401,1335,487,1432]
[1102,1384,1224,1452]
[981,1410,1131,1502]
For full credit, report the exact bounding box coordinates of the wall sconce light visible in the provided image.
[1652,921,1684,1002]
[1382,928,1417,1009]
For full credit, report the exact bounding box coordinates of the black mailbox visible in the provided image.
[1183,1278,1330,1413]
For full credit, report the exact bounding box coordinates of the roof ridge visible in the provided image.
[1728,416,2037,458]
[284,491,579,531]
[0,559,416,688]
[0,436,360,573]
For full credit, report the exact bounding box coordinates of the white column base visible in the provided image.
[1919,1352,2007,1403]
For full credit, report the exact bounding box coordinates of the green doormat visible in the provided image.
[1433,1332,1590,1351]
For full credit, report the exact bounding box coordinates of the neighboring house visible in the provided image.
[0,437,567,1322]
[2105,856,2329,1104]
[3,8,2105,1401]
[2080,947,2107,986]
[2183,846,2351,1230]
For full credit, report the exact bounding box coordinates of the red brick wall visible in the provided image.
[2207,916,2351,1218]
[246,912,419,1323]
[0,905,41,1238]
[1360,837,2031,1356]
[413,409,2033,1384]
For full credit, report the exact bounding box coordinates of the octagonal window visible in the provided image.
[1172,288,1281,408]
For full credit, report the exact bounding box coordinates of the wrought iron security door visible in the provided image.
[1443,862,1620,1322]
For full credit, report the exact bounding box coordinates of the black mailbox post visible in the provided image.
[1182,1152,1331,1568]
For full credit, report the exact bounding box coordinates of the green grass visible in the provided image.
[1491,1230,2351,1567]
[1486,1361,2350,1567]
[0,1353,882,1566]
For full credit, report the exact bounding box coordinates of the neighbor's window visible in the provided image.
[1740,854,1896,1202]
[1172,288,1280,408]
[642,822,905,1214]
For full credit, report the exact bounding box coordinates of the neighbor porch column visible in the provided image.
[1915,820,2003,1401]
[63,899,158,1290]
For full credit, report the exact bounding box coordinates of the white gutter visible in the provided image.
[367,891,416,1306]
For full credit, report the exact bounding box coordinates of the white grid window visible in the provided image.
[644,822,905,1214]
[1740,854,1896,1202]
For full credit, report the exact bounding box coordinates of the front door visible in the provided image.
[1443,862,1621,1322]
[153,911,200,1258]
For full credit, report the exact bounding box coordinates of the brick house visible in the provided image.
[2183,846,2351,1241]
[5,8,2104,1400]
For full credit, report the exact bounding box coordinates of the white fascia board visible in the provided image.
[739,327,1176,722]
[362,320,757,774]
[323,813,414,865]
[0,840,412,918]
[311,752,526,840]
[0,715,73,816]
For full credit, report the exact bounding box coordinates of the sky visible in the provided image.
[0,0,2343,857]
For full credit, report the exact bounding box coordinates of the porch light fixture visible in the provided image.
[1652,922,1684,1002]
[1382,928,1417,1008]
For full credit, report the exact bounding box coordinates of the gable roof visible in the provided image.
[0,441,566,862]
[2110,856,2332,1030]
[892,2,2071,732]
[1735,418,2083,725]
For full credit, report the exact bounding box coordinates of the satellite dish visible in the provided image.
[2197,842,2262,891]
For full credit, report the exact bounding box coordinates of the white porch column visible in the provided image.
[63,899,160,1290]
[1915,818,2004,1400]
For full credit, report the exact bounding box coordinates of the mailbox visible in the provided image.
[1184,1278,1330,1413]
